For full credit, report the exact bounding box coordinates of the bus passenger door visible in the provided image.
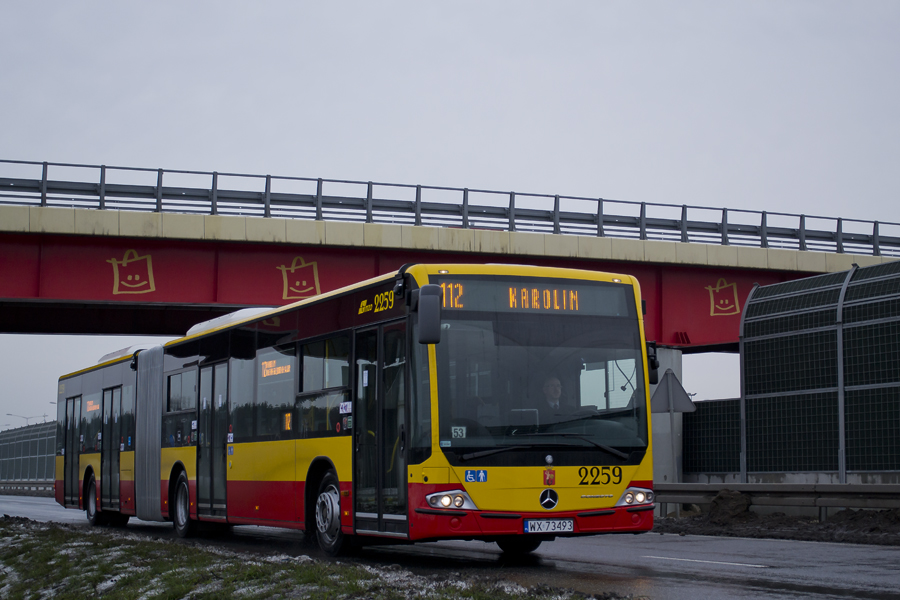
[64,396,81,507]
[100,388,122,510]
[354,322,408,537]
[110,388,122,508]
[101,390,111,507]
[198,363,228,518]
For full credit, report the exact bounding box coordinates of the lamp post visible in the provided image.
[6,414,43,426]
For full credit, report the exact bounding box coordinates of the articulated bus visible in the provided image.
[55,263,658,555]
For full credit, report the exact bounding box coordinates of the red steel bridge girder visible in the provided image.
[0,233,800,349]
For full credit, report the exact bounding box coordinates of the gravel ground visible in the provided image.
[652,489,900,546]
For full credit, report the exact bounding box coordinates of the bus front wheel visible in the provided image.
[173,472,196,538]
[109,514,130,527]
[496,537,542,555]
[315,471,346,555]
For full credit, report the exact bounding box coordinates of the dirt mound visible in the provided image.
[654,490,900,546]
[708,489,753,525]
[828,506,900,528]
[2,514,35,525]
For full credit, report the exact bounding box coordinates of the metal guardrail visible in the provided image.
[655,483,900,515]
[0,481,54,497]
[2,159,899,257]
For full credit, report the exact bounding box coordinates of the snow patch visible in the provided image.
[0,564,21,597]
[96,574,125,594]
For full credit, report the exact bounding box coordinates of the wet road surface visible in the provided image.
[4,495,900,599]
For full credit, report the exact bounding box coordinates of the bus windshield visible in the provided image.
[435,311,648,459]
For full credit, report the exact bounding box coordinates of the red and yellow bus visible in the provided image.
[55,263,658,554]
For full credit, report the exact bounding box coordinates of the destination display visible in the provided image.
[260,358,291,378]
[432,277,634,317]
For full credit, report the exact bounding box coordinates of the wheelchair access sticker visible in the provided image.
[465,470,488,483]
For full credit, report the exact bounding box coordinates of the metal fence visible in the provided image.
[683,260,900,483]
[0,422,55,495]
[683,398,741,474]
[2,159,899,256]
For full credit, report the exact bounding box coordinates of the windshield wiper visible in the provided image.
[458,435,631,462]
[459,445,534,462]
[510,432,630,460]
[549,408,633,427]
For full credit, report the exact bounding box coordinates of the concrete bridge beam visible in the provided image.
[1,206,893,274]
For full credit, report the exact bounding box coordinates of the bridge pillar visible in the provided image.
[650,347,684,515]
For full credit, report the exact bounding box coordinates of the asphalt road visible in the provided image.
[4,495,899,599]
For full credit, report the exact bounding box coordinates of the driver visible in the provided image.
[542,376,562,410]
[534,375,567,421]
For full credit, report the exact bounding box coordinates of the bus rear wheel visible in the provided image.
[496,537,543,555]
[173,472,196,538]
[85,474,107,526]
[315,471,347,555]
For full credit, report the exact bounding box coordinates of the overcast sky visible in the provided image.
[1,2,898,427]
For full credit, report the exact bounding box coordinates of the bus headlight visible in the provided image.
[426,490,478,510]
[615,487,654,507]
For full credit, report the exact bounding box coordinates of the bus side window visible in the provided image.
[163,370,197,447]
[230,356,255,442]
[297,335,351,438]
[297,391,348,437]
[302,336,350,393]
[256,344,296,440]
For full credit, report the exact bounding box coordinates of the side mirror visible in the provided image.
[416,284,443,344]
[646,342,660,385]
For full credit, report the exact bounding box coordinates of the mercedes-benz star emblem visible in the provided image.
[539,488,559,510]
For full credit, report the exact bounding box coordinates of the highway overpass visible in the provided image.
[1,159,896,350]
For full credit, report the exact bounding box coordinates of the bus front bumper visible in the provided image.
[408,497,654,541]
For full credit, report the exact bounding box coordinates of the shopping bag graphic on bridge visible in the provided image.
[277,256,322,300]
[705,278,741,316]
[107,249,156,295]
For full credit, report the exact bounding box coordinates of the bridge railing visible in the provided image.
[2,159,898,257]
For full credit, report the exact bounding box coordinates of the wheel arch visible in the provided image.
[304,457,339,533]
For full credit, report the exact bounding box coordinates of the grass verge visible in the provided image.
[0,516,633,599]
